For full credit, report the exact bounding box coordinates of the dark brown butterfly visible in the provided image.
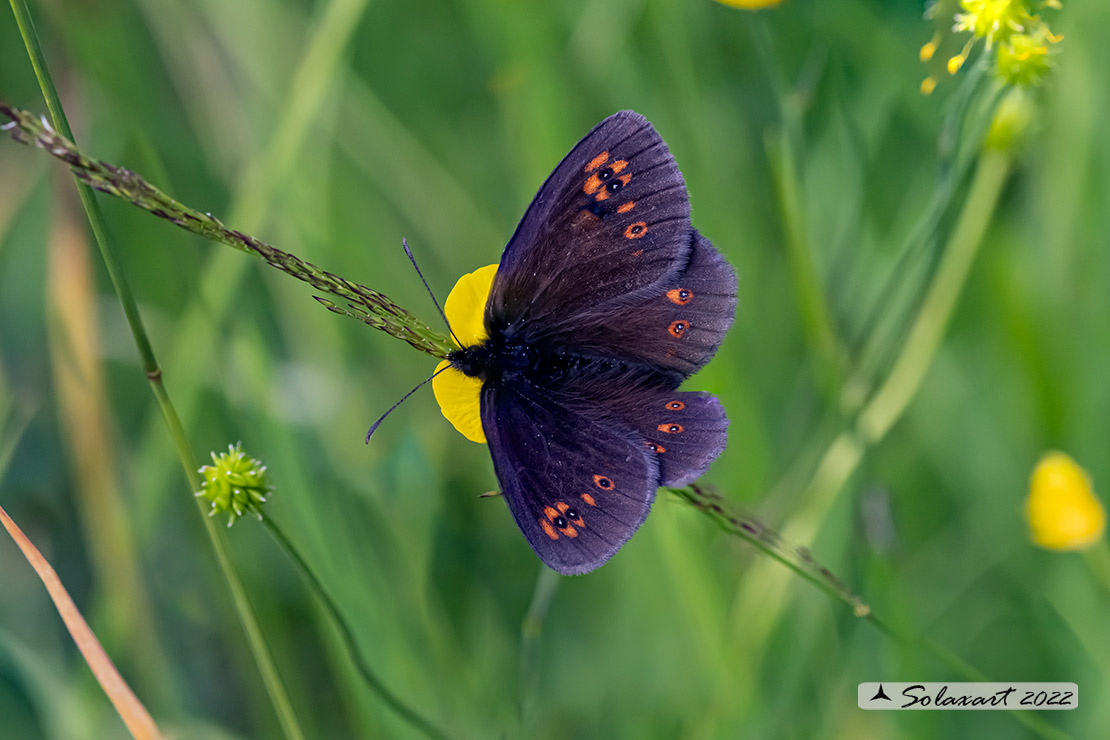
[449,111,736,574]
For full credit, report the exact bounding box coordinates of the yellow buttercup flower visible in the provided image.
[712,0,782,8]
[1026,452,1106,551]
[431,264,498,444]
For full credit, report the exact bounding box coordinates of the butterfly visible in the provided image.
[446,110,736,575]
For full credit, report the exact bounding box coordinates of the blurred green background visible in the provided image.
[1,0,1107,738]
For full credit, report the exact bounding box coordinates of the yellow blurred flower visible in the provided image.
[953,0,1034,50]
[712,0,782,9]
[921,0,1062,91]
[431,264,498,444]
[995,23,1061,86]
[1026,452,1106,551]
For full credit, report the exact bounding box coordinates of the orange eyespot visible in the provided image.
[593,474,614,490]
[658,424,684,434]
[645,442,667,453]
[666,288,692,305]
[666,400,686,410]
[617,201,635,214]
[668,320,688,338]
[625,222,648,239]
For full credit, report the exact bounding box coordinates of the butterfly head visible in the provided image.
[447,343,493,380]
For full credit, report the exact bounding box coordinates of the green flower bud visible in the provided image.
[196,443,272,525]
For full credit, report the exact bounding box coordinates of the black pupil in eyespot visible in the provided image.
[598,167,613,181]
[554,516,567,528]
[670,425,680,432]
[631,225,642,233]
[566,509,579,520]
[680,290,689,298]
[607,180,623,193]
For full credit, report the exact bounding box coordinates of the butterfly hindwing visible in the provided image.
[481,380,659,575]
[628,390,729,488]
[567,371,730,489]
[488,111,693,341]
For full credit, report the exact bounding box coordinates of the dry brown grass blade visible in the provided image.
[0,503,166,740]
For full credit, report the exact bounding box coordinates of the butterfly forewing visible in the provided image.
[488,111,692,342]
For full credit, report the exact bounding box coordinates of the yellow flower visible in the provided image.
[921,0,1062,92]
[712,0,782,9]
[1026,452,1106,551]
[953,0,1033,50]
[920,34,939,62]
[995,24,1061,86]
[431,264,498,444]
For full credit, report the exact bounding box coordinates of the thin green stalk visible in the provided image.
[8,0,157,378]
[724,144,1014,656]
[752,19,845,389]
[1084,539,1110,597]
[857,146,1013,442]
[766,129,846,390]
[259,515,453,740]
[846,64,998,387]
[519,567,561,728]
[791,144,1014,546]
[10,3,305,738]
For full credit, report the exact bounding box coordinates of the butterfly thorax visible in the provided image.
[448,333,646,388]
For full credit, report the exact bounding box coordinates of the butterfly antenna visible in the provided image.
[402,238,463,347]
[365,363,451,443]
